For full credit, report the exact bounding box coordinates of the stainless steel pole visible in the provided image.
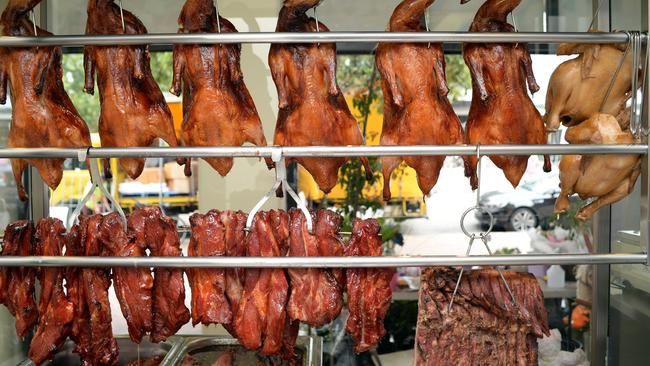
[0,31,629,47]
[0,253,643,268]
[0,145,644,159]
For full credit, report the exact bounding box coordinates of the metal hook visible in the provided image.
[600,31,631,118]
[214,0,221,34]
[314,6,320,47]
[588,0,606,31]
[118,0,126,33]
[245,150,314,234]
[67,159,127,231]
[30,10,37,38]
[630,32,643,138]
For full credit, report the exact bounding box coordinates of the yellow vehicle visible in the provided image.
[297,96,426,217]
[50,97,198,213]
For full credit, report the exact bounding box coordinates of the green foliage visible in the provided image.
[444,55,471,102]
[551,199,592,240]
[61,51,174,133]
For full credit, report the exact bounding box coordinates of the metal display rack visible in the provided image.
[0,30,647,270]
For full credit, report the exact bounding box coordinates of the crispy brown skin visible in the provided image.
[0,0,91,201]
[377,0,465,201]
[462,0,551,189]
[345,219,394,353]
[65,224,92,365]
[171,0,270,176]
[99,212,154,343]
[128,207,190,343]
[188,210,232,325]
[232,210,291,356]
[287,209,344,327]
[414,267,550,366]
[555,113,641,220]
[0,220,38,338]
[79,215,119,366]
[84,0,185,179]
[269,0,372,193]
[28,219,74,366]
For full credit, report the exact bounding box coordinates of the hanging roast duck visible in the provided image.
[462,0,551,189]
[0,0,91,201]
[84,0,186,179]
[171,0,271,176]
[269,0,372,194]
[377,0,465,201]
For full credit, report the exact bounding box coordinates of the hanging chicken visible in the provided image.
[0,0,91,201]
[377,0,464,201]
[84,0,186,179]
[545,34,634,131]
[171,0,271,176]
[269,0,372,194]
[555,113,641,220]
[462,0,551,189]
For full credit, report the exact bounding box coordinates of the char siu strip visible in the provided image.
[346,219,394,353]
[65,224,93,364]
[287,209,344,327]
[80,214,119,366]
[28,219,74,366]
[0,220,37,338]
[232,210,291,356]
[188,210,232,325]
[128,207,190,343]
[99,212,153,343]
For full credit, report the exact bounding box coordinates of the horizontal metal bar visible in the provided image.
[0,254,644,268]
[0,31,631,47]
[0,145,644,159]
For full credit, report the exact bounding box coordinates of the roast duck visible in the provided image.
[545,33,634,131]
[171,0,271,176]
[555,113,641,220]
[376,0,464,201]
[269,0,372,194]
[84,0,186,179]
[462,0,551,189]
[0,0,91,201]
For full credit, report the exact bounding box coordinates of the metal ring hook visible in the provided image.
[118,0,126,33]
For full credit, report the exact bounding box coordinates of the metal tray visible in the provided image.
[18,336,176,366]
[165,336,322,366]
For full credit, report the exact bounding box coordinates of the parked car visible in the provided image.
[476,174,563,231]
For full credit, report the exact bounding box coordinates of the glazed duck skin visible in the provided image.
[84,0,185,179]
[270,0,372,194]
[377,0,465,200]
[172,0,270,176]
[0,0,91,201]
[462,0,551,189]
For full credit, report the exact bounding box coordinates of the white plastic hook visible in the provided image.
[214,0,221,33]
[67,159,127,231]
[30,10,37,37]
[118,0,126,33]
[314,6,320,47]
[245,149,314,234]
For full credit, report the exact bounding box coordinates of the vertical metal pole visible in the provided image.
[642,0,650,267]
[589,3,612,366]
[28,1,49,222]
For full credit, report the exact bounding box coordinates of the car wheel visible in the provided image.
[509,208,538,231]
